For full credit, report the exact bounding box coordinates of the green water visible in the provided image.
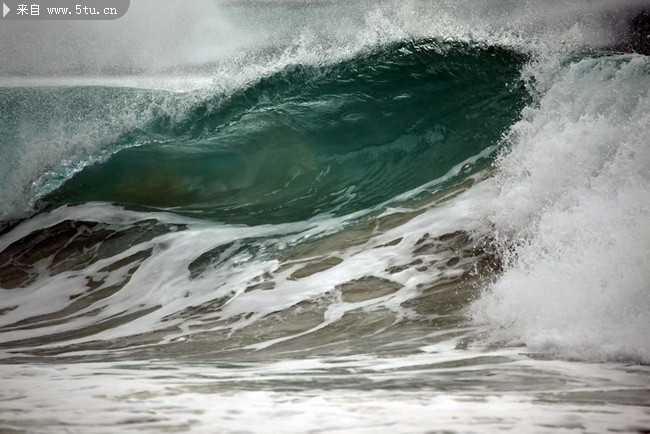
[37,40,528,224]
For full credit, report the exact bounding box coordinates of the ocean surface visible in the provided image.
[0,1,649,432]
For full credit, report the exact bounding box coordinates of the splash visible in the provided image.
[471,53,650,362]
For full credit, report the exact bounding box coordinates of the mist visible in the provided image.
[0,0,647,77]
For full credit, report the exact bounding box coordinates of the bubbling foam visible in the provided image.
[471,53,650,362]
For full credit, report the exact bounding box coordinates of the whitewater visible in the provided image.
[0,0,648,432]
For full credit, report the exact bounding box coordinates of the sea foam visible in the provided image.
[471,54,650,362]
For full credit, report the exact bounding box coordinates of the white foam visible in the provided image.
[471,54,650,362]
[0,359,648,433]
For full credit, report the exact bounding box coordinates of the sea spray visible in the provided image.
[471,53,650,362]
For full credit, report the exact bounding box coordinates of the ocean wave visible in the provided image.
[1,39,528,225]
[0,0,648,372]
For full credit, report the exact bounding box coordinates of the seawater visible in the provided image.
[0,1,648,432]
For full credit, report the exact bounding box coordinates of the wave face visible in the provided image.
[31,41,527,224]
[0,1,649,432]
